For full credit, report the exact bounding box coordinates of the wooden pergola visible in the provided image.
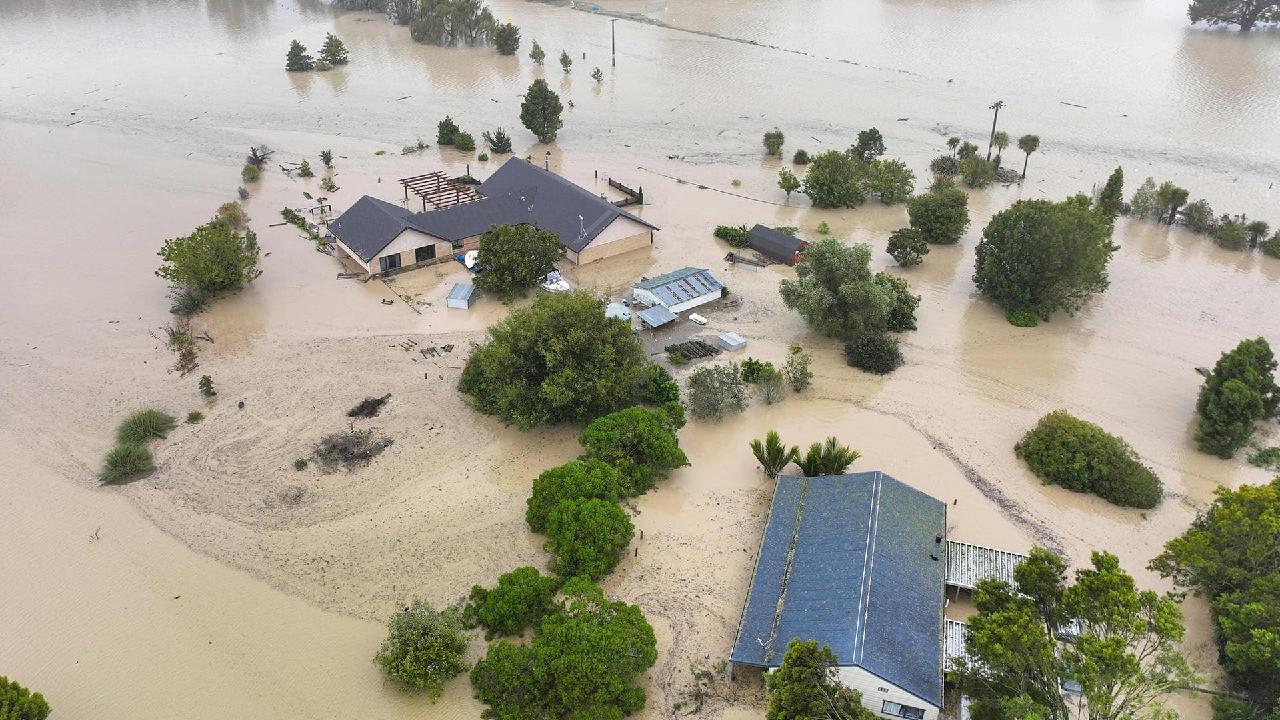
[399,172,483,211]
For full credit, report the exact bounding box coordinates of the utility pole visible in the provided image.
[987,100,1005,162]
[611,19,617,67]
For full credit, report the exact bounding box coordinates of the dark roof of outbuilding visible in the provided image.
[746,224,806,263]
[328,196,415,262]
[730,471,946,707]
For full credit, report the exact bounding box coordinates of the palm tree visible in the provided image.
[991,131,1010,169]
[750,431,799,479]
[818,437,859,475]
[797,443,824,477]
[947,137,960,156]
[1017,134,1040,180]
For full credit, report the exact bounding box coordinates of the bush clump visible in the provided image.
[186,410,204,424]
[100,443,155,484]
[1015,411,1162,508]
[1195,338,1278,458]
[714,224,749,248]
[1007,308,1039,327]
[636,364,680,405]
[0,676,50,720]
[687,362,748,422]
[579,407,689,497]
[464,566,559,639]
[374,599,469,696]
[545,497,634,580]
[526,459,622,533]
[117,409,178,444]
[843,333,903,374]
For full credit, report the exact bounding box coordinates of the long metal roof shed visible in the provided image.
[731,472,947,709]
[637,304,677,328]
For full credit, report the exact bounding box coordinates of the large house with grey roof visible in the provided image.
[731,471,947,720]
[327,158,659,275]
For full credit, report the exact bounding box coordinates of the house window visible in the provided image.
[415,245,436,264]
[881,700,926,720]
[379,253,402,273]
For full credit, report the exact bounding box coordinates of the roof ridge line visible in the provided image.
[763,475,810,665]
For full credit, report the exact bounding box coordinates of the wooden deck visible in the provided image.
[944,619,969,672]
[945,540,1028,590]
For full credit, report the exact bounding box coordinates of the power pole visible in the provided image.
[611,19,617,67]
[987,100,1005,162]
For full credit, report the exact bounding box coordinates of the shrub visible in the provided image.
[929,154,959,176]
[865,158,914,204]
[460,292,648,428]
[843,333,902,374]
[816,221,831,235]
[740,357,776,384]
[1214,217,1249,250]
[559,49,572,73]
[374,599,469,696]
[437,116,460,145]
[117,409,178,444]
[780,239,918,342]
[636,363,680,405]
[1180,199,1215,234]
[1015,411,1163,508]
[1247,446,1280,471]
[100,443,155,484]
[796,437,860,477]
[520,79,564,144]
[763,128,784,156]
[285,39,314,71]
[687,362,748,421]
[579,407,689,497]
[1261,232,1280,259]
[186,410,204,424]
[157,220,262,299]
[0,676,50,720]
[908,186,970,244]
[493,22,520,55]
[886,227,928,267]
[478,152,489,162]
[473,224,565,300]
[529,39,545,65]
[959,156,995,188]
[660,400,687,430]
[793,149,810,165]
[1195,338,1278,458]
[453,131,477,153]
[527,459,623,532]
[545,498,634,580]
[1007,308,1039,327]
[298,160,314,178]
[241,164,260,182]
[215,201,249,230]
[465,566,558,639]
[319,149,334,168]
[757,367,786,404]
[294,458,308,471]
[483,128,513,154]
[713,224,749,247]
[199,374,217,397]
[782,347,813,391]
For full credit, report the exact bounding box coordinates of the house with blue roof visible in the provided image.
[731,471,947,720]
[327,158,658,276]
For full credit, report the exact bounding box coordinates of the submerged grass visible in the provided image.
[100,443,155,484]
[117,409,178,445]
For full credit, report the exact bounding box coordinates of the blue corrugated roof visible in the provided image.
[447,283,475,301]
[636,304,677,328]
[634,268,722,307]
[731,472,946,707]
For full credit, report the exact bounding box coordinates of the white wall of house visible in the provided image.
[574,216,653,264]
[369,228,454,274]
[835,666,939,720]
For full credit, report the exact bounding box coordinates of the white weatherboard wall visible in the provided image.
[835,666,939,720]
[574,216,653,264]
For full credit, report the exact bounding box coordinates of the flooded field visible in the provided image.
[1,0,1278,718]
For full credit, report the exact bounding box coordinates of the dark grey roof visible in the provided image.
[731,472,946,707]
[329,196,414,262]
[634,267,722,306]
[409,192,533,242]
[746,224,807,263]
[478,158,657,253]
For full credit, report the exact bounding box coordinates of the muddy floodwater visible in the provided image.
[1,0,1278,718]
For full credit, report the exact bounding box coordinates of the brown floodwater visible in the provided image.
[1,0,1278,718]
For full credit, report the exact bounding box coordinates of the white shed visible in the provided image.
[632,267,723,314]
[447,283,476,309]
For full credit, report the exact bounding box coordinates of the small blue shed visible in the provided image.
[447,283,476,309]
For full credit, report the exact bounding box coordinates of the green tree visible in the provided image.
[437,115,460,145]
[947,136,961,156]
[780,238,918,340]
[796,436,860,477]
[1017,134,1040,179]
[777,169,800,200]
[1246,220,1271,247]
[801,150,866,208]
[636,363,680,405]
[782,346,814,391]
[374,599,469,696]
[973,198,1115,320]
[0,676,50,720]
[1181,199,1217,234]
[465,566,559,639]
[459,292,648,428]
[1096,167,1125,229]
[957,141,980,159]
[766,639,875,720]
[579,406,689,497]
[528,39,545,65]
[319,149,334,168]
[319,33,349,65]
[1216,216,1250,250]
[156,220,262,300]
[473,224,565,300]
[298,159,314,178]
[1155,181,1190,225]
[876,271,920,330]
[520,79,563,143]
[908,186,970,244]
[687,362,748,421]
[1262,231,1280,259]
[493,22,520,55]
[991,130,1010,167]
[887,227,929,267]
[1129,177,1161,219]
[866,158,915,204]
[285,39,314,71]
[410,0,497,46]
[954,550,1196,720]
[750,430,800,479]
[843,333,902,374]
[483,127,513,154]
[1194,338,1278,458]
[763,128,785,156]
[853,127,886,163]
[590,66,603,84]
[558,49,572,73]
[1015,411,1163,508]
[1188,0,1280,31]
[792,148,810,165]
[526,459,622,533]
[545,498,634,580]
[959,155,995,188]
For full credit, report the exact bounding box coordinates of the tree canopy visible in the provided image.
[973,198,1116,320]
[953,549,1195,720]
[1015,411,1163,508]
[852,127,886,163]
[908,186,970,244]
[1194,338,1279,458]
[319,33,349,65]
[780,238,919,341]
[545,497,634,580]
[526,458,622,533]
[472,224,565,300]
[374,599,470,696]
[410,0,497,45]
[801,150,867,208]
[156,219,262,301]
[765,639,876,720]
[1188,0,1279,31]
[887,227,929,267]
[492,22,520,54]
[465,566,560,639]
[1096,167,1125,229]
[579,406,689,497]
[458,291,648,428]
[520,79,563,143]
[285,40,314,71]
[687,362,748,422]
[0,676,50,720]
